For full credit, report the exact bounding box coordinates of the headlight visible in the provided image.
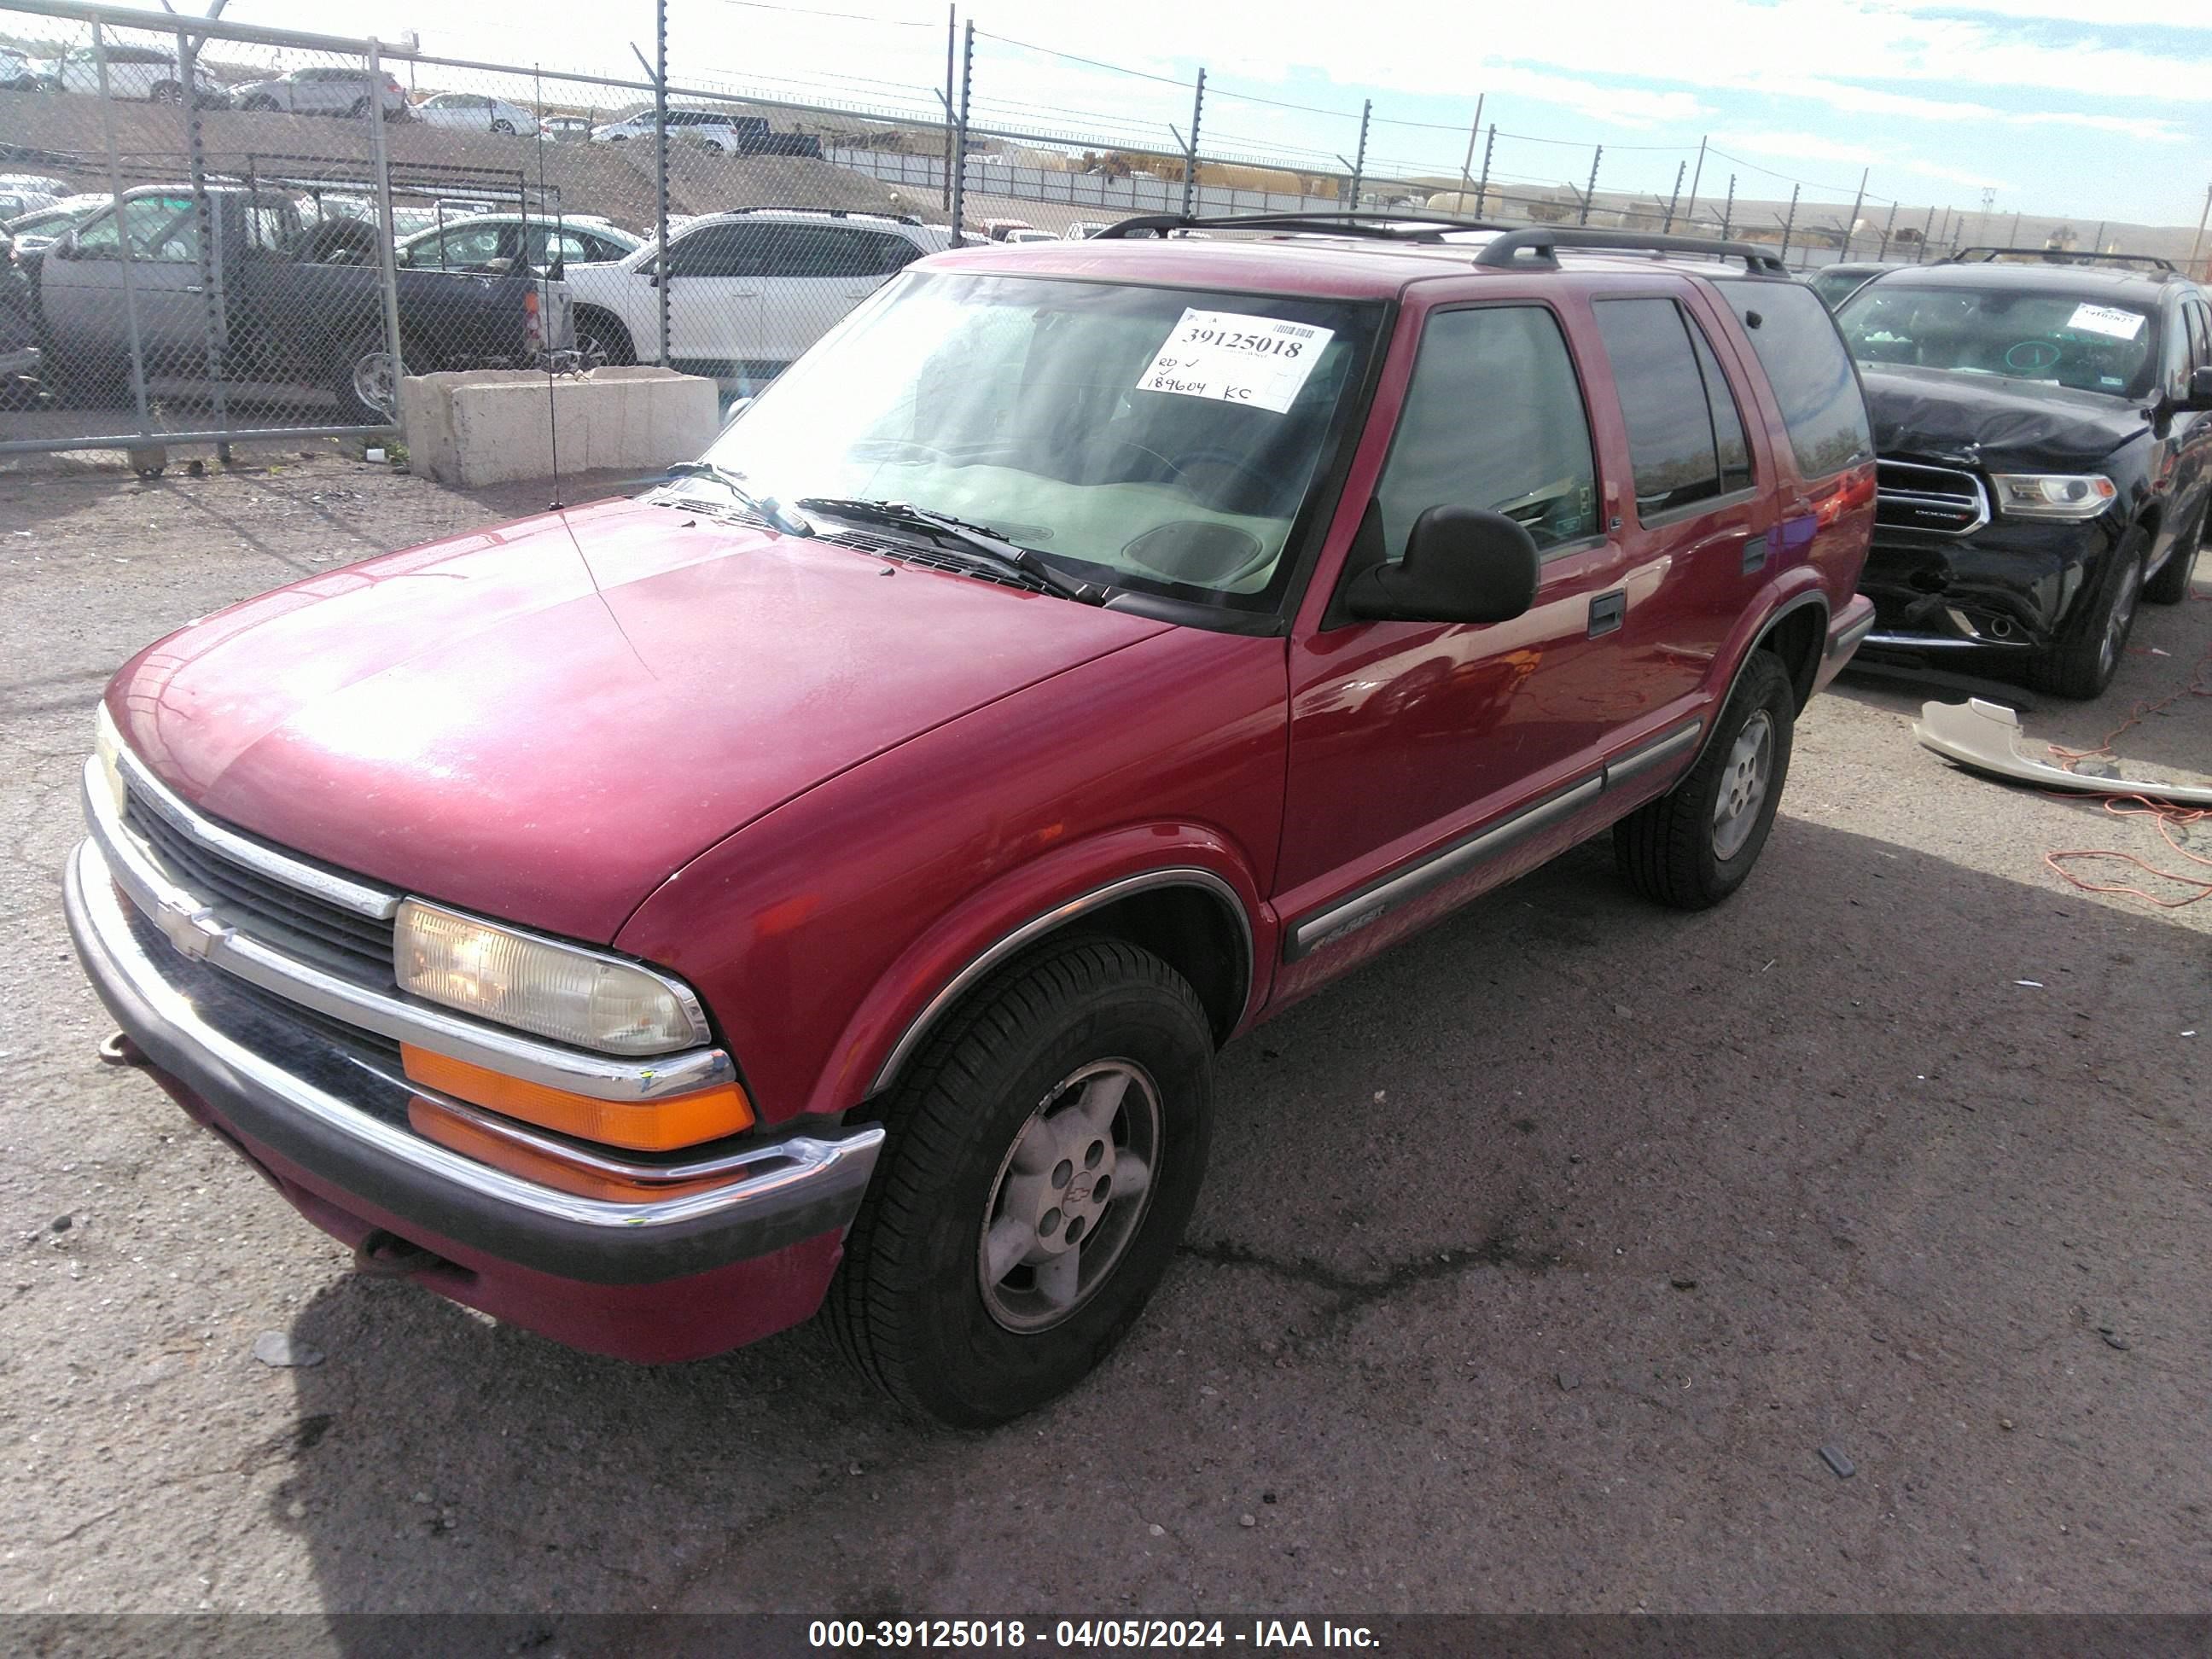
[394,899,708,1056]
[92,701,128,820]
[1990,473,2117,521]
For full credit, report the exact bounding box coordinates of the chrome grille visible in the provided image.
[1876,458,1989,537]
[122,783,396,986]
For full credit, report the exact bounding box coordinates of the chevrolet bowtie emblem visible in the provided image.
[155,894,228,961]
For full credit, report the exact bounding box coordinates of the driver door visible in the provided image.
[1273,299,1633,989]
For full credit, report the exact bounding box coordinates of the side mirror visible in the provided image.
[2177,364,2212,414]
[1342,506,1540,626]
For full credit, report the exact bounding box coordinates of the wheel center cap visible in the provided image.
[1065,1173,1095,1206]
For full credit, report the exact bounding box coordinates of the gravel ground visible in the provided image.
[1,449,2207,1616]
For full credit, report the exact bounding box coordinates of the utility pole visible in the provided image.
[948,19,973,244]
[1663,159,1685,232]
[1778,183,1798,264]
[1458,94,1484,208]
[1580,144,1602,225]
[1475,123,1495,218]
[2192,183,2211,279]
[1844,167,1866,260]
[1720,174,1736,239]
[1918,204,1934,262]
[1978,184,1995,247]
[1877,199,1897,261]
[2009,209,2021,247]
[2091,219,2106,254]
[1179,68,1205,218]
[1684,135,1706,230]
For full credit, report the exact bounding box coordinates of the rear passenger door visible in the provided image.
[757,224,919,364]
[1586,287,1778,720]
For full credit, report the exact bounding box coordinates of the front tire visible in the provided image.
[826,936,1214,1428]
[2029,526,2145,699]
[492,118,515,135]
[1615,649,1796,910]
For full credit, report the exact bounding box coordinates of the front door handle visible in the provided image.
[1588,590,1626,637]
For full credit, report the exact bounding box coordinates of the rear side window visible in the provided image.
[1714,279,1871,479]
[1376,305,1598,558]
[1592,297,1751,516]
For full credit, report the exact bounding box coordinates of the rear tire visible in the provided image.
[826,936,1214,1428]
[573,308,635,369]
[2028,526,2145,699]
[1615,649,1796,911]
[2143,504,2203,606]
[492,118,515,135]
[149,80,183,105]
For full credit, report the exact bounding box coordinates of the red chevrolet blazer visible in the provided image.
[67,218,1876,1425]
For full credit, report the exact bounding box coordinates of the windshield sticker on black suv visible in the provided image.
[2066,304,2145,341]
[1136,309,1335,414]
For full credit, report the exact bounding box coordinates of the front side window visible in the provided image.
[702,271,1382,613]
[1594,296,1749,517]
[73,195,193,259]
[1835,280,2158,402]
[1720,278,1873,479]
[665,222,774,278]
[1372,304,1598,558]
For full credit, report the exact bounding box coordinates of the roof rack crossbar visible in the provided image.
[1944,246,2175,272]
[1472,226,1789,275]
[1094,209,1512,243]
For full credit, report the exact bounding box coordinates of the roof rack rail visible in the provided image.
[1943,246,2175,273]
[1094,209,1511,243]
[721,205,923,225]
[1472,226,1790,275]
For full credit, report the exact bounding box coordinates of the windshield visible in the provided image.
[701,271,1382,611]
[1836,282,2159,399]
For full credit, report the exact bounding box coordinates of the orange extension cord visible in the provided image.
[2040,590,2212,909]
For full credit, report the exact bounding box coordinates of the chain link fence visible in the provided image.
[3,0,2196,462]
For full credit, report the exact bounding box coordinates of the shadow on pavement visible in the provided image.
[265,813,2210,1616]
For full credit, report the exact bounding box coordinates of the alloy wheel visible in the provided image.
[1710,710,1774,861]
[977,1059,1161,1333]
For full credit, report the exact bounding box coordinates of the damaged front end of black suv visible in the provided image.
[1837,255,2212,698]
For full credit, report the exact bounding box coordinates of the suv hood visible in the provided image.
[1860,364,2147,469]
[108,496,1167,941]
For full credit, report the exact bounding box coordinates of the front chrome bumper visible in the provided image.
[65,838,883,1283]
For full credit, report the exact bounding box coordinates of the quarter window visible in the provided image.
[1715,278,1872,480]
[1374,305,1599,558]
[1593,297,1752,516]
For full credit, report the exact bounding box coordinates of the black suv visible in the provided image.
[1835,250,2212,696]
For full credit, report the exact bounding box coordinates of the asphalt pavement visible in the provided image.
[1,451,2205,1617]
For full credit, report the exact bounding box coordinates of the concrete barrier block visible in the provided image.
[399,367,719,487]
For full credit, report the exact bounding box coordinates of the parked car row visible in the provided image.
[1,50,820,149]
[9,183,573,420]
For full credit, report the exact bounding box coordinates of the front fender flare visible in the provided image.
[816,826,1272,1118]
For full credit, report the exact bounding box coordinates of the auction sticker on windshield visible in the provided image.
[1136,309,1334,414]
[2066,303,2145,341]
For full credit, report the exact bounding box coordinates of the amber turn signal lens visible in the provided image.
[400,1045,754,1151]
[406,1097,744,1205]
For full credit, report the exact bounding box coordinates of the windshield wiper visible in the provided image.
[660,461,813,537]
[795,498,1106,604]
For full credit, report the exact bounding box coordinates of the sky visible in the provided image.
[211,0,2212,230]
